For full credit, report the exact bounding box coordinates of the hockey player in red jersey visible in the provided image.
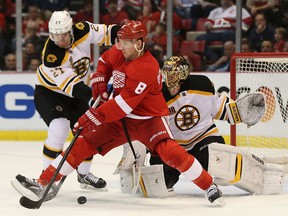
[11,20,224,206]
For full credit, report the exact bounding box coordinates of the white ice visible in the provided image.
[1,141,288,216]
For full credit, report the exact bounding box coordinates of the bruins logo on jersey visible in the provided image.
[47,54,57,63]
[174,105,200,131]
[75,22,85,30]
[72,57,90,78]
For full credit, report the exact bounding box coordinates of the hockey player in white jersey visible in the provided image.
[116,55,284,197]
[149,55,284,195]
[11,11,120,194]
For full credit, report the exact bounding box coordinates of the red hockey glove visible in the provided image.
[73,108,103,135]
[91,73,108,103]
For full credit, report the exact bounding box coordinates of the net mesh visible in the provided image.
[234,56,288,161]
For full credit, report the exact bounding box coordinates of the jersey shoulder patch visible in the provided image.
[42,39,66,67]
[73,21,90,42]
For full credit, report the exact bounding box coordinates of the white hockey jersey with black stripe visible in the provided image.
[162,75,232,150]
[36,21,116,97]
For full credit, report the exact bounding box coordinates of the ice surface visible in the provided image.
[1,141,288,216]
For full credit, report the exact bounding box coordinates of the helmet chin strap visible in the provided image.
[134,42,145,58]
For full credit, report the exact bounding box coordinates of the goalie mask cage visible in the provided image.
[230,52,288,163]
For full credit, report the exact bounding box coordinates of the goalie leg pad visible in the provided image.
[114,141,147,174]
[120,170,134,194]
[138,165,174,198]
[262,163,285,194]
[208,143,284,194]
[208,143,265,194]
[119,165,174,197]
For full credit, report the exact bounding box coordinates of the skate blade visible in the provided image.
[80,183,108,191]
[212,197,225,207]
[11,179,40,201]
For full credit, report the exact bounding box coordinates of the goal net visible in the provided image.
[230,53,288,165]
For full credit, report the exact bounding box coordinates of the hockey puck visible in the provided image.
[77,196,87,204]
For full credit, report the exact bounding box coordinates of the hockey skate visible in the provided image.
[77,172,107,191]
[11,174,56,202]
[205,183,225,206]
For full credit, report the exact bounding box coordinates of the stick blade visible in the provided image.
[19,196,42,209]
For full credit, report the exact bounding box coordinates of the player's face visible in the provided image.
[116,39,140,60]
[52,32,72,48]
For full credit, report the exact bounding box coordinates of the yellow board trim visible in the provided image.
[0,131,73,141]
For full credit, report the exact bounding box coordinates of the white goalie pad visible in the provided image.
[208,143,285,194]
[114,141,147,175]
[226,92,266,126]
[119,165,174,198]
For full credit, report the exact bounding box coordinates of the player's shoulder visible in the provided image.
[137,51,159,72]
[129,51,159,80]
[186,74,215,94]
[73,21,90,42]
[42,38,66,67]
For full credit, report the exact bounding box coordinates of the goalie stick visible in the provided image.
[19,95,104,209]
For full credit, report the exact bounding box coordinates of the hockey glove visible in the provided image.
[73,108,103,135]
[226,92,265,127]
[91,73,109,103]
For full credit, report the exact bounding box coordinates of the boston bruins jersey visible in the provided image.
[162,75,232,150]
[36,21,116,98]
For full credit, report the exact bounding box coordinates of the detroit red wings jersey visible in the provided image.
[36,21,116,97]
[162,75,232,150]
[96,46,169,122]
[207,5,252,31]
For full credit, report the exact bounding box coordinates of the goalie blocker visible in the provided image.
[208,143,285,194]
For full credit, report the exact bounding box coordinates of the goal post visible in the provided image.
[230,52,288,162]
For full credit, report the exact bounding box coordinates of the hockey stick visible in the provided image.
[42,175,67,202]
[19,96,102,209]
[121,119,147,196]
[121,118,138,160]
[19,128,82,209]
[42,87,115,199]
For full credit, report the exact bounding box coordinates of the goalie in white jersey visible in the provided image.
[148,55,285,195]
[13,11,120,192]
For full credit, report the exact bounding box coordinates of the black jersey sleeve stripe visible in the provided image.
[38,68,57,87]
[219,97,230,120]
[62,76,78,93]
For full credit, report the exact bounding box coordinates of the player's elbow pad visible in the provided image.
[72,82,92,103]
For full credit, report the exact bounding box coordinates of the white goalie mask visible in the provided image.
[161,55,189,96]
[48,11,74,48]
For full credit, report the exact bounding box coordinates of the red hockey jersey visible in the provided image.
[96,46,169,122]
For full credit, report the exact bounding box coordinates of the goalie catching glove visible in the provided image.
[226,92,266,126]
[73,108,103,135]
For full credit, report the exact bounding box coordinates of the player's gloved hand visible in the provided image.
[73,108,103,135]
[90,73,108,104]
